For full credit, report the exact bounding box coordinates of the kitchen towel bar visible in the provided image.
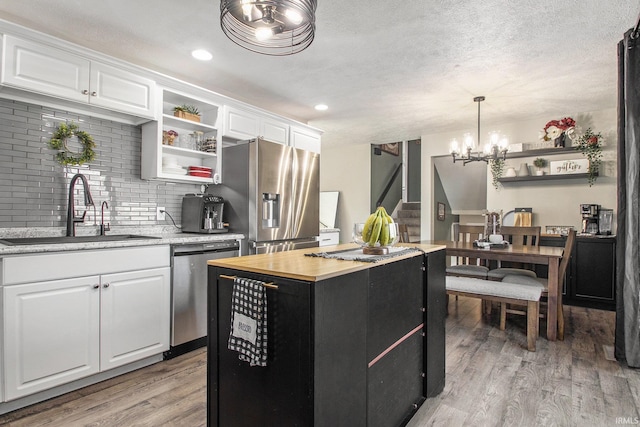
[219,274,279,290]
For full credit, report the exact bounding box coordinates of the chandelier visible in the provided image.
[449,96,509,165]
[220,0,317,56]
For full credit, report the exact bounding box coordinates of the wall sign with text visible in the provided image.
[549,159,589,175]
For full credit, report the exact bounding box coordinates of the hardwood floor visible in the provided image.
[1,297,638,426]
[408,297,640,427]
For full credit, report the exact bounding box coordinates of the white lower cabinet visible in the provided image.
[100,268,170,371]
[1,246,170,402]
[3,276,101,401]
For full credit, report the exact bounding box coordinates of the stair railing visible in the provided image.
[376,163,403,208]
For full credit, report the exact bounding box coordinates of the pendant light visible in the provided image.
[449,96,509,165]
[220,0,317,56]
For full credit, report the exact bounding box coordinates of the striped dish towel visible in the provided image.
[227,277,268,367]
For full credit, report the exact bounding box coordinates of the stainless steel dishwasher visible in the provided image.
[164,240,240,359]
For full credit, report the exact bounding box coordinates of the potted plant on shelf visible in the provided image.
[533,157,547,175]
[575,128,603,186]
[173,104,201,123]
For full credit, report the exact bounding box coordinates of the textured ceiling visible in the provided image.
[0,1,637,147]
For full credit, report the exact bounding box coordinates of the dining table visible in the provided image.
[430,240,566,341]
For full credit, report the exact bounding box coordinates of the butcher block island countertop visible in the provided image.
[207,243,446,427]
[206,242,446,281]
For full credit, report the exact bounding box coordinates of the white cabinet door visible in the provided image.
[2,35,90,103]
[290,125,321,153]
[100,267,170,370]
[1,35,156,120]
[90,61,156,118]
[261,117,289,145]
[223,106,259,140]
[3,276,101,401]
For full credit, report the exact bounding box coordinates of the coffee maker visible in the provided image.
[181,194,228,234]
[580,203,600,235]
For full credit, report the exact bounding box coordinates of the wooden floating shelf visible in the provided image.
[498,172,596,183]
[505,146,577,159]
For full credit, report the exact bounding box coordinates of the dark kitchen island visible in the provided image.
[207,243,446,427]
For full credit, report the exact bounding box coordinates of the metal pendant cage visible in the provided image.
[220,0,317,55]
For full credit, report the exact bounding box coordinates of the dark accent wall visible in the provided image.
[407,139,421,202]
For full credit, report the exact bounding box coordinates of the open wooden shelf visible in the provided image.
[505,146,577,159]
[498,172,596,183]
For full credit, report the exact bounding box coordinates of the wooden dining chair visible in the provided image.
[487,225,541,281]
[398,223,410,243]
[446,224,489,279]
[500,229,576,340]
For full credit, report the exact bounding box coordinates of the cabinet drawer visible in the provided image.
[319,231,339,247]
[2,245,170,285]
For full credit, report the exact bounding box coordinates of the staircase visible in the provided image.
[394,202,421,242]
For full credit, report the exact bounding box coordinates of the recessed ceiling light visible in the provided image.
[192,49,213,61]
[314,104,328,111]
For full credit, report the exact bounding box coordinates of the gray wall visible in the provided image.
[407,139,421,202]
[433,167,457,240]
[0,99,198,230]
[370,145,403,213]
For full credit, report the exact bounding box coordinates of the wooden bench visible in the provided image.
[446,276,543,351]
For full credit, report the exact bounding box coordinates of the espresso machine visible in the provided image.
[181,193,228,233]
[580,203,600,235]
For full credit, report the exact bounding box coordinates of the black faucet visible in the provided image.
[100,201,111,236]
[66,173,95,237]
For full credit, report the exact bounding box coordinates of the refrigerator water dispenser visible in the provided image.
[262,193,280,228]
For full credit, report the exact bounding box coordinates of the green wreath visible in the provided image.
[47,122,96,166]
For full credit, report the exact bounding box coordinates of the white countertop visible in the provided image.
[0,226,244,255]
[320,228,340,233]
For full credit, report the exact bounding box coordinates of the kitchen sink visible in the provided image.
[0,234,161,246]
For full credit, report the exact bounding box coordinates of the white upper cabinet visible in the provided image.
[261,117,290,145]
[2,35,90,103]
[222,105,323,151]
[1,35,156,120]
[88,61,156,118]
[290,125,321,153]
[223,106,260,141]
[222,105,290,145]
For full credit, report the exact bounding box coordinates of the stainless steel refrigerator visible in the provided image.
[217,138,319,254]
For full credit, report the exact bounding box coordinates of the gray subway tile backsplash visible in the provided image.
[0,99,199,230]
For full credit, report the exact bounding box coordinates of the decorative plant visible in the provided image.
[540,117,576,146]
[533,157,547,169]
[173,104,200,116]
[575,128,603,186]
[47,122,96,166]
[489,158,504,190]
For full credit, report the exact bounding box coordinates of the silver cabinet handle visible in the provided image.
[93,284,100,289]
[91,91,97,97]
[82,89,89,95]
[103,283,110,288]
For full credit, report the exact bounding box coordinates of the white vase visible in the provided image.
[535,170,544,176]
[505,167,517,177]
[517,163,530,177]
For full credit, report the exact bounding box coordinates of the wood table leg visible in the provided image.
[546,258,559,341]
